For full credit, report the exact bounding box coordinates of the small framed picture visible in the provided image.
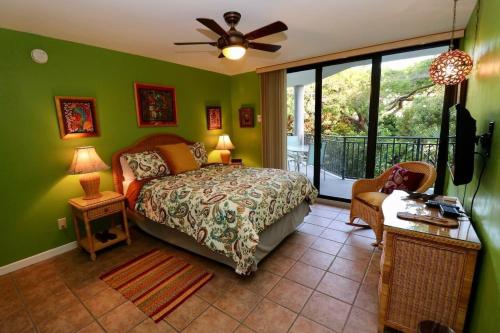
[239,107,254,128]
[134,82,177,127]
[206,106,222,130]
[55,96,99,139]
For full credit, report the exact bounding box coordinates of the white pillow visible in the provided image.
[120,155,136,182]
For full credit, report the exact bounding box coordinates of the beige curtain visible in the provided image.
[260,69,287,169]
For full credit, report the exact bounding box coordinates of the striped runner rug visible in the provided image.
[100,249,213,322]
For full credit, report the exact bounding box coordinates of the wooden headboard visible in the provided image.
[111,133,195,194]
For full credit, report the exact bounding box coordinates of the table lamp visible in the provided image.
[215,134,235,164]
[68,146,110,200]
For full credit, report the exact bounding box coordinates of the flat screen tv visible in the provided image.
[448,104,476,185]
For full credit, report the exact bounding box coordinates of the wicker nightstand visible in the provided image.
[69,191,131,261]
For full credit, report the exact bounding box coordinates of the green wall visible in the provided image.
[0,28,236,266]
[445,0,500,331]
[230,72,262,167]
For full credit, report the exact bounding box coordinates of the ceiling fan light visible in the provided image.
[222,45,246,60]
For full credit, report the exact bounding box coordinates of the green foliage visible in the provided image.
[287,57,444,138]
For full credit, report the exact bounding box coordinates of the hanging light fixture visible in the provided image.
[429,0,473,85]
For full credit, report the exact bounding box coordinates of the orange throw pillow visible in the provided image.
[156,143,199,175]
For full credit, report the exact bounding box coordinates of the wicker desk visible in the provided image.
[379,190,481,333]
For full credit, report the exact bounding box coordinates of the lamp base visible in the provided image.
[80,173,102,200]
[220,150,231,164]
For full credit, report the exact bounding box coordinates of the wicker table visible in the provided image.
[379,190,481,333]
[69,191,131,261]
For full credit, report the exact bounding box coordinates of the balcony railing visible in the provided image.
[301,135,440,179]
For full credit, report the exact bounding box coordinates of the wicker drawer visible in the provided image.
[87,201,122,220]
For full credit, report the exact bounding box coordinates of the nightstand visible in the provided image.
[69,191,131,261]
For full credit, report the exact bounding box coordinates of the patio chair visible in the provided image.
[287,136,300,171]
[348,161,436,247]
[301,143,327,179]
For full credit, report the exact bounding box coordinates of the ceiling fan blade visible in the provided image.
[196,18,229,37]
[218,53,225,58]
[174,42,217,46]
[248,42,282,52]
[244,21,288,40]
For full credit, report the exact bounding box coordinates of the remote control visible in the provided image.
[439,205,461,217]
[425,200,460,210]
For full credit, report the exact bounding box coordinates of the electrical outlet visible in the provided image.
[257,114,262,123]
[57,217,67,230]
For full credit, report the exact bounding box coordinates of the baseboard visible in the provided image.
[0,241,78,276]
[316,197,350,209]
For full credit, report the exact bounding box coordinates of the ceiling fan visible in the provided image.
[174,11,288,60]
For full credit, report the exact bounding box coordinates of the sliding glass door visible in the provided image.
[287,43,451,202]
[319,60,372,199]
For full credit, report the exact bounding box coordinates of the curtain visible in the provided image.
[260,69,287,169]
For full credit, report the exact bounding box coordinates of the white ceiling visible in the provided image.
[0,0,476,76]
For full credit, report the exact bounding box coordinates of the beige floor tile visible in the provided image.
[299,223,326,236]
[304,215,334,227]
[329,256,368,282]
[184,306,239,333]
[164,295,209,331]
[244,299,297,333]
[235,324,256,332]
[345,234,376,250]
[327,220,354,232]
[275,241,309,260]
[214,285,261,321]
[129,318,176,333]
[286,231,318,247]
[0,309,34,333]
[195,275,235,303]
[299,248,334,270]
[237,270,280,296]
[354,284,379,314]
[98,301,146,333]
[316,272,360,304]
[302,291,351,332]
[320,228,350,243]
[335,213,350,222]
[76,321,106,333]
[352,227,377,239]
[70,278,109,300]
[28,286,80,325]
[259,254,295,276]
[17,275,67,305]
[338,245,373,263]
[285,262,325,289]
[81,287,126,317]
[288,316,334,333]
[0,285,23,321]
[310,238,342,256]
[38,302,93,333]
[267,278,313,312]
[344,306,378,333]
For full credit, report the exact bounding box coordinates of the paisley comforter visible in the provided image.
[135,165,318,274]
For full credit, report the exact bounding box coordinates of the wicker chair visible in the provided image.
[348,161,437,247]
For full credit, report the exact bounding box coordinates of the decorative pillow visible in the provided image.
[122,151,169,180]
[190,142,208,166]
[156,143,199,175]
[381,165,425,194]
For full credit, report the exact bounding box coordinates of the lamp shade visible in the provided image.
[215,134,235,150]
[429,49,473,85]
[68,146,109,175]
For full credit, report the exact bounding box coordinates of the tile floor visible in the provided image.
[0,203,381,333]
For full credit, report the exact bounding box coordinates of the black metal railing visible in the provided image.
[296,135,440,179]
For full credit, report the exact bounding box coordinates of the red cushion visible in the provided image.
[381,165,425,194]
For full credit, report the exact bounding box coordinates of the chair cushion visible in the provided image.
[381,164,425,194]
[355,192,389,210]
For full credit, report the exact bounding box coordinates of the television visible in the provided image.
[448,104,476,185]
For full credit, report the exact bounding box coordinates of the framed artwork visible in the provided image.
[134,82,177,127]
[206,106,222,130]
[55,96,99,139]
[239,107,254,128]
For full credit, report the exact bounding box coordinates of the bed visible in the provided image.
[112,134,317,274]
